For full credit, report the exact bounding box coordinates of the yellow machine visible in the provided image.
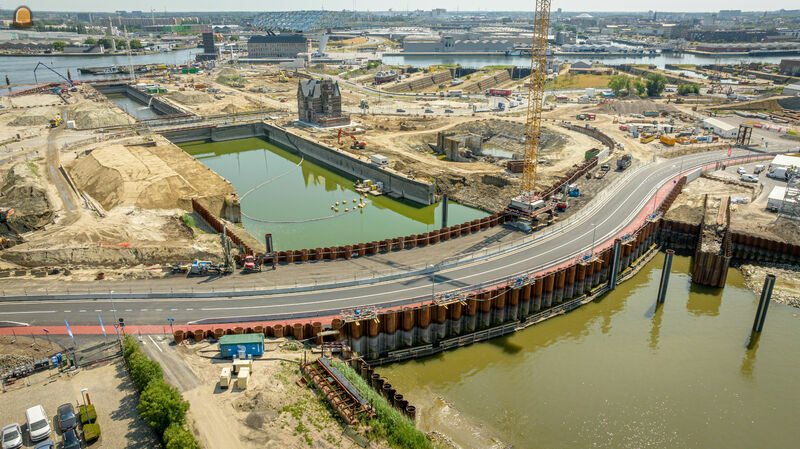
[49,114,62,128]
[277,70,289,82]
[640,134,655,144]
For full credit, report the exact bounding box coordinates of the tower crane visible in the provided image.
[509,0,553,220]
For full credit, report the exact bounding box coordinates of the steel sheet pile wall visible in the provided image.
[339,218,661,364]
[692,196,732,287]
[271,211,510,264]
[348,358,418,421]
[191,199,253,255]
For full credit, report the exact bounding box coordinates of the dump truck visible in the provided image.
[617,154,632,170]
[640,134,655,143]
[660,135,676,146]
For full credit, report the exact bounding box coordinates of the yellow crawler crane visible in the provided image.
[508,0,553,219]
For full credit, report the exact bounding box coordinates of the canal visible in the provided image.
[180,137,487,250]
[379,253,800,449]
[105,92,162,120]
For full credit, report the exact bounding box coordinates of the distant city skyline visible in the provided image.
[9,1,800,14]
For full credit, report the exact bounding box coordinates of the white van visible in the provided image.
[741,174,759,183]
[26,405,51,442]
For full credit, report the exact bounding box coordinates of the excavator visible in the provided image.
[49,114,62,128]
[337,129,367,150]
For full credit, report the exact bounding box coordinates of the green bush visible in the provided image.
[164,423,201,449]
[333,362,431,449]
[83,423,101,443]
[128,351,163,392]
[79,404,97,425]
[138,380,189,434]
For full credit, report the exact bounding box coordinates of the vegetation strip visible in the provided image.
[122,335,201,449]
[332,361,432,449]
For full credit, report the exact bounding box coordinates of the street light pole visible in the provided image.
[591,222,597,256]
[430,264,436,299]
[110,290,120,343]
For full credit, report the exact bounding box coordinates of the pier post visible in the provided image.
[441,195,449,229]
[609,239,622,291]
[752,274,776,334]
[656,250,674,305]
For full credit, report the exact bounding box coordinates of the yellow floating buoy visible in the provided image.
[335,208,339,212]
[331,205,334,209]
[345,208,349,212]
[353,199,357,203]
[335,201,339,206]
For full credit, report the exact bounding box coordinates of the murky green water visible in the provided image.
[180,137,487,250]
[380,254,800,449]
[105,93,161,120]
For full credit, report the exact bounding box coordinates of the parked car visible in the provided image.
[57,404,77,431]
[737,167,746,174]
[444,109,454,114]
[61,429,80,449]
[395,108,405,113]
[741,174,759,183]
[1,424,22,449]
[33,441,54,449]
[424,109,434,113]
[26,405,51,442]
[754,164,765,174]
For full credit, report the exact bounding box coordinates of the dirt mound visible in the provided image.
[170,90,213,105]
[68,144,201,211]
[222,103,242,113]
[218,68,239,77]
[592,99,677,115]
[665,203,704,225]
[0,162,54,234]
[767,219,800,245]
[7,107,58,127]
[70,103,129,129]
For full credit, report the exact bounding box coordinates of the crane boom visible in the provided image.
[521,0,553,195]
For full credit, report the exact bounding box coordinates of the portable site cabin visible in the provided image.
[219,367,232,389]
[218,334,264,358]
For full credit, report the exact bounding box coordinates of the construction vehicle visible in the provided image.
[660,135,676,146]
[617,154,632,170]
[188,260,221,276]
[505,0,553,224]
[277,71,289,82]
[242,254,261,273]
[49,114,62,128]
[337,129,366,149]
[640,134,655,144]
[0,207,14,223]
[567,184,580,197]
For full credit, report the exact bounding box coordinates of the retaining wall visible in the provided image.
[161,122,435,206]
[93,83,185,116]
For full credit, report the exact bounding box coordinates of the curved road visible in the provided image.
[0,148,773,328]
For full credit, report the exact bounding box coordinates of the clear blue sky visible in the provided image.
[15,1,800,13]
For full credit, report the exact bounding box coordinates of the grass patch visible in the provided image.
[216,74,245,88]
[545,73,613,90]
[27,162,40,178]
[332,361,431,449]
[181,213,197,229]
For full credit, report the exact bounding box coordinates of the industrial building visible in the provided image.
[403,35,513,53]
[218,333,264,358]
[784,83,800,96]
[247,33,309,58]
[779,59,800,76]
[195,30,218,61]
[702,117,739,138]
[297,78,350,127]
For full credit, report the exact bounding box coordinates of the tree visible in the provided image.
[163,423,201,449]
[129,39,143,49]
[115,39,127,49]
[229,35,239,41]
[634,80,646,96]
[52,41,66,52]
[128,351,163,392]
[645,73,667,97]
[84,37,97,45]
[138,381,189,434]
[677,83,700,95]
[607,74,630,96]
[97,38,112,50]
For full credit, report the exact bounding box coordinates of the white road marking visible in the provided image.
[63,310,71,313]
[94,309,102,312]
[148,335,163,353]
[140,309,148,311]
[79,310,86,312]
[125,309,133,312]
[170,308,178,311]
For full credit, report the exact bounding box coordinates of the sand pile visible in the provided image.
[68,144,201,211]
[8,106,59,127]
[665,202,704,225]
[170,90,213,105]
[0,162,54,234]
[218,68,239,77]
[767,220,800,245]
[70,103,129,129]
[222,103,242,113]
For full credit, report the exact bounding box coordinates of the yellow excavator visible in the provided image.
[49,114,63,128]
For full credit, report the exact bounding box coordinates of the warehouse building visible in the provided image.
[247,33,308,58]
[403,35,513,53]
[218,333,264,358]
[297,78,350,127]
[702,117,739,139]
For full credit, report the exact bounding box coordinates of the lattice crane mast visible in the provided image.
[510,0,553,216]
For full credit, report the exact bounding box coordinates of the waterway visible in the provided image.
[180,137,487,251]
[379,253,800,449]
[105,93,161,120]
[0,48,201,86]
[383,53,790,70]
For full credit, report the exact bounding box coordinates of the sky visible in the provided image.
[10,1,800,13]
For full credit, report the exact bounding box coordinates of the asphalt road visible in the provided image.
[0,148,775,327]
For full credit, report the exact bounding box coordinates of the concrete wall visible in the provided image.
[160,122,435,205]
[93,84,185,117]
